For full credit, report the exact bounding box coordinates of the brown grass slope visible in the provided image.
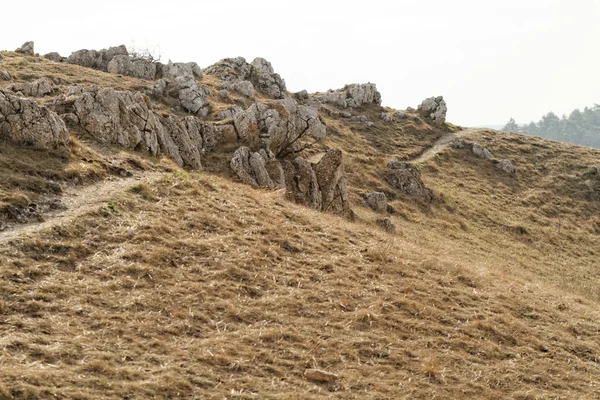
[0,52,599,399]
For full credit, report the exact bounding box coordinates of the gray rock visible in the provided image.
[250,57,287,99]
[175,75,211,116]
[107,55,160,80]
[222,80,256,98]
[376,217,396,233]
[230,146,276,188]
[314,83,382,109]
[67,45,128,71]
[0,88,69,149]
[496,159,515,174]
[216,106,244,121]
[313,149,350,213]
[0,71,12,81]
[472,142,494,159]
[7,77,54,97]
[386,159,435,202]
[15,41,34,55]
[417,96,447,126]
[395,111,406,119]
[364,192,388,212]
[380,113,393,122]
[162,61,202,80]
[295,90,309,100]
[451,138,465,149]
[44,52,64,62]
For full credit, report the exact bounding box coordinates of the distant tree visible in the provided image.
[502,118,520,132]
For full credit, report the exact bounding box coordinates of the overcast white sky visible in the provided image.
[2,0,599,126]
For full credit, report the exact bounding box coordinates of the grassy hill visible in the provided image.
[0,50,599,399]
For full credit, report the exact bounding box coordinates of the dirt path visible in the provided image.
[412,128,482,163]
[0,171,165,246]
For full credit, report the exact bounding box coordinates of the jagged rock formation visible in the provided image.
[67,45,128,71]
[7,77,54,97]
[204,57,286,99]
[418,96,447,126]
[314,83,382,109]
[107,55,161,80]
[230,146,284,189]
[15,41,34,55]
[150,76,212,117]
[472,142,494,159]
[385,159,435,202]
[364,192,388,212]
[497,159,516,174]
[162,61,202,80]
[0,89,68,149]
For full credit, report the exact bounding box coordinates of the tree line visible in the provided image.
[502,104,600,149]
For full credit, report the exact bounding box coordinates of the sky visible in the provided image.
[1,0,599,127]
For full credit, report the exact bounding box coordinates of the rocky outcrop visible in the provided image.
[380,113,393,122]
[107,55,161,80]
[496,159,516,174]
[203,56,286,99]
[314,83,382,109]
[418,96,447,126]
[472,142,494,159]
[162,61,202,80]
[7,77,54,97]
[364,192,388,212]
[385,159,435,202]
[230,146,284,189]
[44,52,64,62]
[0,88,69,149]
[67,45,128,71]
[150,76,211,117]
[15,41,34,55]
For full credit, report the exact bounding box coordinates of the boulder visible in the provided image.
[222,80,256,98]
[0,88,69,149]
[250,57,287,99]
[44,52,64,62]
[451,138,465,149]
[380,112,393,122]
[376,217,396,233]
[7,77,54,97]
[315,83,382,109]
[386,159,435,202]
[472,142,494,159]
[417,96,447,126]
[107,55,160,80]
[0,71,11,81]
[313,149,349,213]
[364,192,388,212]
[230,146,276,188]
[162,61,202,80]
[295,90,309,100]
[67,45,128,71]
[15,41,34,55]
[395,111,406,119]
[496,159,516,174]
[149,75,211,117]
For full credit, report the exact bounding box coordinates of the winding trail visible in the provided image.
[411,128,482,163]
[0,171,165,246]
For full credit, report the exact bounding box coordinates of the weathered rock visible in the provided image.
[315,83,382,109]
[386,159,435,202]
[281,156,322,209]
[162,61,202,80]
[0,71,11,81]
[451,138,465,149]
[417,96,447,126]
[0,88,69,148]
[107,55,160,80]
[149,76,211,117]
[15,41,34,55]
[7,77,54,97]
[380,112,393,122]
[376,217,396,233]
[472,142,493,159]
[304,369,340,383]
[250,57,287,99]
[216,106,244,121]
[67,45,128,71]
[295,90,309,100]
[364,192,388,212]
[395,111,406,119]
[230,146,275,188]
[496,159,515,174]
[44,52,64,62]
[222,80,256,98]
[313,149,350,213]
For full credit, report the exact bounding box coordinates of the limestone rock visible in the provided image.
[295,90,309,100]
[0,71,11,81]
[44,52,64,62]
[364,192,388,212]
[0,88,69,148]
[250,57,287,99]
[380,112,393,122]
[496,159,515,174]
[315,83,382,109]
[472,142,493,159]
[7,77,54,97]
[451,138,465,149]
[149,76,211,117]
[107,55,160,80]
[15,41,34,55]
[313,149,349,213]
[162,61,202,80]
[281,156,322,209]
[304,369,340,383]
[386,159,435,202]
[395,111,406,119]
[67,45,128,71]
[376,217,396,233]
[417,96,447,126]
[230,146,275,188]
[222,80,256,98]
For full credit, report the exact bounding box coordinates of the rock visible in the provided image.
[67,45,128,71]
[386,159,435,202]
[364,192,388,212]
[417,96,447,126]
[406,107,415,112]
[230,146,273,188]
[315,83,382,109]
[313,149,350,213]
[216,106,244,121]
[303,369,340,383]
[472,142,493,159]
[496,159,516,174]
[380,112,393,122]
[44,52,64,62]
[107,55,160,80]
[281,156,322,209]
[582,167,600,200]
[250,57,287,99]
[0,88,69,149]
[0,71,12,81]
[376,217,396,233]
[162,60,202,80]
[7,77,54,97]
[395,111,406,119]
[149,76,211,117]
[295,89,309,100]
[451,138,465,149]
[15,41,34,55]
[222,80,256,98]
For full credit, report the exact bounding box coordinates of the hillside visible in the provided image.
[0,43,599,399]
